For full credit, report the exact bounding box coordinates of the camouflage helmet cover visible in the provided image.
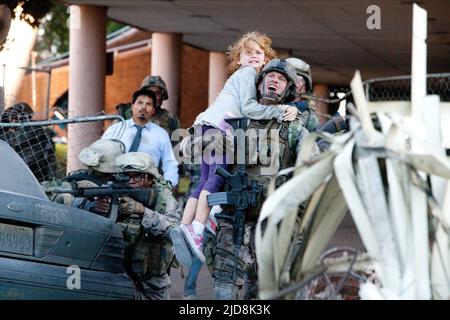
[79,139,126,173]
[140,75,169,101]
[115,152,162,180]
[255,59,298,103]
[285,57,313,92]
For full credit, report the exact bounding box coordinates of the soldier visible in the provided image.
[49,139,126,212]
[285,57,319,133]
[116,75,180,137]
[286,57,347,150]
[111,152,182,299]
[212,59,319,300]
[0,102,56,182]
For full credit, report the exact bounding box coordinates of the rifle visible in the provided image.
[206,117,263,281]
[55,173,152,222]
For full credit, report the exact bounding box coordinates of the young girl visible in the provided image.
[172,31,298,265]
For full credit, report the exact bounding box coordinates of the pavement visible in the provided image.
[168,212,364,300]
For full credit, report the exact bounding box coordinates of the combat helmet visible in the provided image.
[1,102,34,122]
[79,139,126,173]
[255,59,298,103]
[115,152,162,180]
[285,57,313,92]
[140,75,169,102]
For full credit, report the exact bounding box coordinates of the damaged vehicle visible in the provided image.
[0,140,136,299]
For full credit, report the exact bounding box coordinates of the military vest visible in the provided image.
[245,119,293,174]
[240,119,299,219]
[117,179,175,277]
[151,108,180,137]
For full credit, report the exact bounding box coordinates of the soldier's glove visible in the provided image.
[119,197,145,216]
[94,197,111,215]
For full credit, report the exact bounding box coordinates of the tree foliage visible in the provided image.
[3,0,53,27]
[34,2,69,60]
[34,1,126,61]
[3,0,126,60]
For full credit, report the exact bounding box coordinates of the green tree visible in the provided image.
[34,2,69,60]
[1,0,53,51]
[3,0,126,60]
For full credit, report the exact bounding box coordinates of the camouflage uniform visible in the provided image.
[212,59,319,300]
[290,100,319,133]
[117,178,181,299]
[115,152,182,300]
[213,119,315,299]
[151,108,180,138]
[284,57,319,134]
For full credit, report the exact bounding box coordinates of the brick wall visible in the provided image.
[15,65,68,119]
[16,43,209,128]
[180,45,209,128]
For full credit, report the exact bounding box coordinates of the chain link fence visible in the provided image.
[363,73,450,102]
[0,114,124,184]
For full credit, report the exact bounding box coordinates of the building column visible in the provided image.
[0,14,37,112]
[208,51,227,105]
[151,32,181,115]
[67,5,106,172]
[313,84,329,125]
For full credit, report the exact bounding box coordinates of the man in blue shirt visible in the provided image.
[102,88,179,187]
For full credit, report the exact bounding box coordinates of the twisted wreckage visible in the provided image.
[256,5,450,300]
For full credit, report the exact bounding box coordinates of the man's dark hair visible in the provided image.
[131,88,156,106]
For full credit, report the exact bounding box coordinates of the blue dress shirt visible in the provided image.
[102,119,179,186]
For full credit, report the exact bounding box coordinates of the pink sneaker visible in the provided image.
[206,206,221,235]
[181,224,205,263]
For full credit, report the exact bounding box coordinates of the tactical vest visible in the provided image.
[150,178,173,214]
[118,179,175,277]
[242,119,296,220]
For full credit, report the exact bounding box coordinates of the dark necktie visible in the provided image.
[129,125,144,152]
